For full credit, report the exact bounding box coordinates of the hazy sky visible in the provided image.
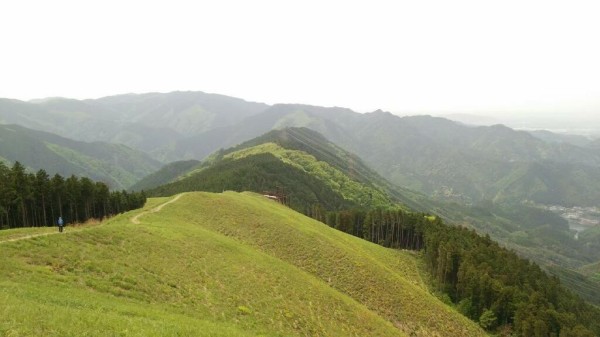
[2,0,600,121]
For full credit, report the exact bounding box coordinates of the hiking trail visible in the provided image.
[0,194,185,244]
[0,232,61,244]
[0,225,94,244]
[131,193,185,224]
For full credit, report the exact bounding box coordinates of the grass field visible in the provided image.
[0,192,485,336]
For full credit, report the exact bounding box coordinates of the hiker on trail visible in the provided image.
[58,216,64,233]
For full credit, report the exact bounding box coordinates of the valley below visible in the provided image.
[545,205,600,233]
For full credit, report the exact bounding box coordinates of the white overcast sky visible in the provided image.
[1,0,600,120]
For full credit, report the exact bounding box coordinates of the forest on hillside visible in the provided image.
[147,153,378,211]
[316,208,600,337]
[0,161,146,229]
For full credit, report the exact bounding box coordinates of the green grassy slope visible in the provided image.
[229,127,432,210]
[223,142,391,205]
[0,192,485,336]
[227,128,385,188]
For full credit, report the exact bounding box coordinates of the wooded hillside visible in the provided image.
[0,161,146,229]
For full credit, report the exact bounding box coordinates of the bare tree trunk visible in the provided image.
[20,200,27,227]
[42,195,47,227]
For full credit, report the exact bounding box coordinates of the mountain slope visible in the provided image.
[528,129,593,147]
[146,128,428,212]
[0,192,485,336]
[165,104,600,204]
[92,91,269,136]
[129,159,200,191]
[339,114,600,205]
[492,161,600,205]
[581,260,600,282]
[157,102,600,206]
[0,92,269,159]
[149,128,391,211]
[587,138,600,150]
[0,124,161,189]
[159,104,359,162]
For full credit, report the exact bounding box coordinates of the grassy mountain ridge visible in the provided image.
[224,143,391,206]
[0,192,485,336]
[0,124,161,189]
[225,128,431,209]
[149,153,363,211]
[146,127,430,212]
[148,149,395,212]
[224,128,383,187]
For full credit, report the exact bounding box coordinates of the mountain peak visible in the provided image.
[370,109,392,115]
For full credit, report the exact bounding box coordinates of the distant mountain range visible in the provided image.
[0,92,267,155]
[2,91,600,207]
[0,124,161,189]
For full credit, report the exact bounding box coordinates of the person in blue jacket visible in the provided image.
[58,216,64,232]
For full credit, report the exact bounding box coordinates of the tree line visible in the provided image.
[314,206,600,337]
[0,161,146,229]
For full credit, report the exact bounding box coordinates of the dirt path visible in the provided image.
[131,193,185,224]
[0,194,185,245]
[0,225,94,244]
[0,232,60,244]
